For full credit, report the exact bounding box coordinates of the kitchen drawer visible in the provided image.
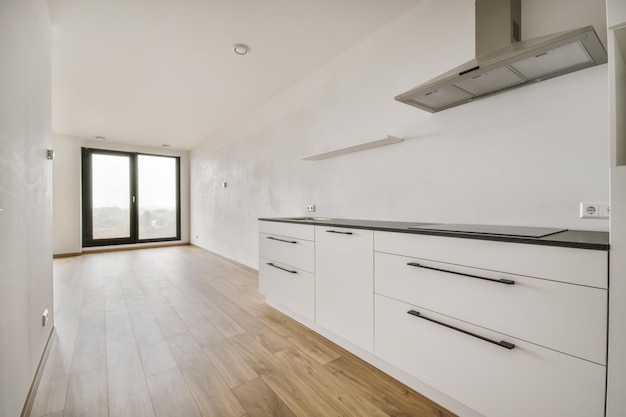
[259,258,314,321]
[259,221,314,241]
[374,252,607,364]
[375,294,606,417]
[375,231,608,288]
[260,233,314,273]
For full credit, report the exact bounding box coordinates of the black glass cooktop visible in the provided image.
[409,224,567,238]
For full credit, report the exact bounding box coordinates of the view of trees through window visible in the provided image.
[138,154,177,240]
[92,154,131,239]
[85,150,179,245]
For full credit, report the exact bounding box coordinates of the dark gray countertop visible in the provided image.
[258,217,609,251]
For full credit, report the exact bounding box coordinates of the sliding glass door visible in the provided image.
[137,154,178,240]
[82,148,180,247]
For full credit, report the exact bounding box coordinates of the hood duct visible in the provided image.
[394,0,607,113]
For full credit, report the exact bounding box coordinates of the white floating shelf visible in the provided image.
[302,135,404,161]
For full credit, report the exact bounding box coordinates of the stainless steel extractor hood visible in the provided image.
[394,1,607,113]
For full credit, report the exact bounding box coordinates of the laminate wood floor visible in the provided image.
[31,246,456,417]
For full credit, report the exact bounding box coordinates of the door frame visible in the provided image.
[81,148,181,247]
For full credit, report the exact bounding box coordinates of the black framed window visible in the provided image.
[81,148,181,247]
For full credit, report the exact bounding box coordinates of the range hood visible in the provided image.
[395,1,607,113]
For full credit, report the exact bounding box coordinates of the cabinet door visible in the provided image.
[375,294,606,417]
[315,226,374,352]
[260,233,315,273]
[375,231,608,288]
[374,252,607,364]
[259,220,314,241]
[259,258,315,321]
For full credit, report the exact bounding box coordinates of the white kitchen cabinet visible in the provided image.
[258,221,315,321]
[374,230,608,417]
[375,251,607,364]
[315,226,374,352]
[259,220,314,241]
[375,294,606,417]
[259,233,314,273]
[375,230,607,288]
[259,259,315,321]
[258,219,608,417]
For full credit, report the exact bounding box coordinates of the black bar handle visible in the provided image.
[266,262,297,274]
[266,236,297,244]
[406,262,514,285]
[326,230,353,235]
[407,310,515,350]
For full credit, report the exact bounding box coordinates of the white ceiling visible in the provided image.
[47,0,421,150]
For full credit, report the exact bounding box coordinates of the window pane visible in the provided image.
[138,155,177,240]
[92,154,130,239]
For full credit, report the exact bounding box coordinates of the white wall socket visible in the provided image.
[580,202,609,219]
[305,204,315,212]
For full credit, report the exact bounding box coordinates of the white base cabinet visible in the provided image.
[374,231,608,417]
[374,251,607,364]
[258,260,315,321]
[259,222,315,321]
[375,294,606,417]
[315,226,374,352]
[259,221,609,417]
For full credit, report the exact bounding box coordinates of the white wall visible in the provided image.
[53,134,81,254]
[0,0,54,416]
[523,0,607,45]
[52,134,191,255]
[190,0,609,270]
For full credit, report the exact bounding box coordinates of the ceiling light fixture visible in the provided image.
[162,144,171,148]
[233,43,249,55]
[95,136,106,140]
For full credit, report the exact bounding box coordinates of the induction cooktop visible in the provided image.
[408,224,567,238]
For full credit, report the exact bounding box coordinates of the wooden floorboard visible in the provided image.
[64,366,108,417]
[146,367,202,417]
[30,246,456,417]
[232,377,297,417]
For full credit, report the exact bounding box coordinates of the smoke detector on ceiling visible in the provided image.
[233,44,250,55]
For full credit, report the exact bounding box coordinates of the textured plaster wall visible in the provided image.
[0,0,54,415]
[190,0,609,270]
[52,134,191,255]
[52,134,81,255]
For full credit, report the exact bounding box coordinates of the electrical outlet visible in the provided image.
[580,202,599,218]
[580,202,609,219]
[306,205,315,212]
